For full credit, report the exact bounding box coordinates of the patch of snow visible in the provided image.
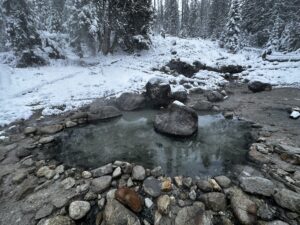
[173,100,185,106]
[290,111,300,119]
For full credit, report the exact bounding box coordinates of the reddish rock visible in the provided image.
[115,188,143,213]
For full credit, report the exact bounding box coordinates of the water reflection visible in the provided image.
[48,110,253,177]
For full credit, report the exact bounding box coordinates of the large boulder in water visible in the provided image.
[116,92,145,111]
[248,81,272,93]
[154,101,198,137]
[145,78,172,107]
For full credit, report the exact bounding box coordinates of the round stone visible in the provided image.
[69,201,91,220]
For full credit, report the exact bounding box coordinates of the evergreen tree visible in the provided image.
[221,0,241,53]
[188,0,201,37]
[164,0,179,36]
[180,0,190,37]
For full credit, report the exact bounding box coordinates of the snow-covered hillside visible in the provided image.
[0,36,300,127]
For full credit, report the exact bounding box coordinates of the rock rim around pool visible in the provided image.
[154,101,198,137]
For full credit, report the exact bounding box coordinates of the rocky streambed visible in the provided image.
[0,81,300,225]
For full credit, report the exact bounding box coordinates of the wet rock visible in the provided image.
[154,102,198,137]
[38,216,75,225]
[88,106,122,122]
[92,163,113,177]
[98,198,106,210]
[209,179,222,191]
[273,188,300,213]
[145,77,172,107]
[40,124,63,134]
[116,92,146,111]
[35,204,54,220]
[275,144,300,155]
[175,202,212,225]
[104,199,141,225]
[189,190,197,201]
[132,165,146,181]
[223,111,234,119]
[230,187,257,225]
[61,177,76,190]
[39,136,55,144]
[174,176,183,187]
[91,176,112,193]
[24,127,37,135]
[214,176,231,188]
[183,177,193,188]
[84,191,98,201]
[157,195,171,215]
[69,201,91,220]
[248,81,272,93]
[199,192,226,212]
[248,147,270,164]
[240,176,275,197]
[143,177,161,197]
[197,180,213,192]
[115,187,143,213]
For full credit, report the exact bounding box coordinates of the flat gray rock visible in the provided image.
[91,176,112,193]
[240,176,275,197]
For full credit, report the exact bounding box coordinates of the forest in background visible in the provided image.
[0,0,299,67]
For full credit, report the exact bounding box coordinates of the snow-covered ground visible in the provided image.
[0,35,300,127]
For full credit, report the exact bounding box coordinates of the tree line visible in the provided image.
[0,0,299,67]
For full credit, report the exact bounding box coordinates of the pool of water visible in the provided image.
[47,110,253,177]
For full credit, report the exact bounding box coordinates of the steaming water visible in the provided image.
[48,110,253,177]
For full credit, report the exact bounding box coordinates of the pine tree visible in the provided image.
[164,0,179,36]
[180,0,190,37]
[222,0,241,53]
[188,0,201,37]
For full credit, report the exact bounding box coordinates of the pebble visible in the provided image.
[145,198,153,208]
[82,171,92,179]
[132,165,146,181]
[69,201,91,220]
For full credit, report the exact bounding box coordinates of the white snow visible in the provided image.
[0,35,300,126]
[173,100,185,106]
[290,111,300,119]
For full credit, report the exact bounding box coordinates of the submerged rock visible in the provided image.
[248,81,272,93]
[116,92,146,111]
[154,101,198,137]
[115,188,143,213]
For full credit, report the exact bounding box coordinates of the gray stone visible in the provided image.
[39,136,55,144]
[157,195,171,215]
[12,170,27,184]
[116,92,146,111]
[92,163,113,177]
[154,102,198,137]
[172,89,188,102]
[82,171,92,179]
[206,91,224,102]
[183,177,193,188]
[112,167,122,178]
[35,204,54,220]
[40,124,63,134]
[98,198,106,210]
[145,78,172,107]
[104,199,141,225]
[214,176,231,188]
[143,177,161,197]
[91,176,112,193]
[240,176,275,197]
[145,198,153,208]
[175,202,212,225]
[55,165,65,174]
[276,144,300,155]
[38,216,75,225]
[24,127,37,135]
[197,180,213,192]
[52,196,69,208]
[248,81,272,93]
[36,166,56,179]
[189,100,213,111]
[61,177,76,190]
[257,203,277,221]
[132,165,146,181]
[257,221,289,225]
[199,192,226,212]
[16,147,31,158]
[189,190,197,201]
[88,106,122,122]
[151,166,163,177]
[69,201,91,220]
[65,121,77,128]
[230,187,257,225]
[273,188,300,213]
